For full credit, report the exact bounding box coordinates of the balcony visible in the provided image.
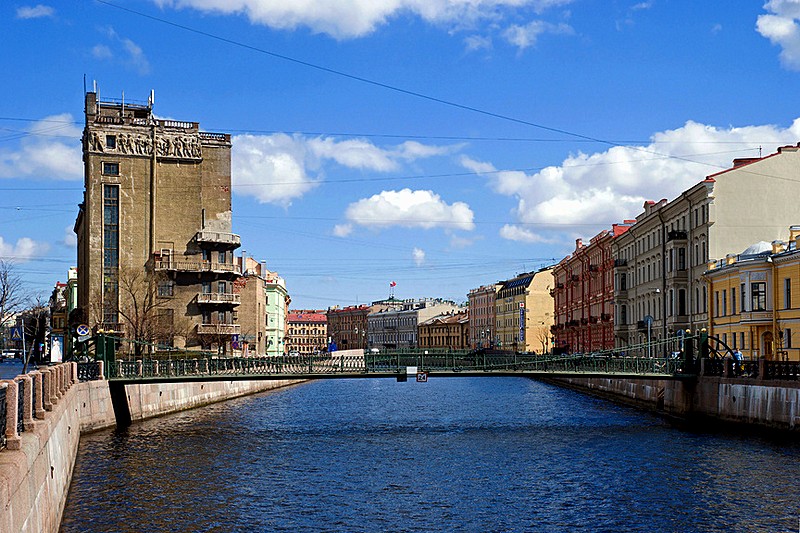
[198,292,241,305]
[667,230,688,242]
[194,230,241,248]
[197,323,241,336]
[614,258,628,267]
[666,268,688,281]
[154,259,239,274]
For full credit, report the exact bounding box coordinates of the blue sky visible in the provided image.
[4,0,800,309]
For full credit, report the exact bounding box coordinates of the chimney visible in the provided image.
[790,225,800,242]
[725,254,736,265]
[772,240,786,254]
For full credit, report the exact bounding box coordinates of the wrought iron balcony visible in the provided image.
[198,292,241,305]
[197,323,241,335]
[154,259,238,274]
[194,230,241,248]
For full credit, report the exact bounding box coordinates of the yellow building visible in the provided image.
[494,267,554,353]
[706,228,800,361]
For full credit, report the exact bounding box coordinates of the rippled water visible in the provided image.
[61,378,800,532]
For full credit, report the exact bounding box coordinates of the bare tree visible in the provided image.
[0,259,25,333]
[535,326,551,355]
[114,266,171,358]
[21,298,49,373]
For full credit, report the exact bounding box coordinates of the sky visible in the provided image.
[4,0,800,309]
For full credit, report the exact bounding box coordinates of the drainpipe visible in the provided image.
[657,209,667,345]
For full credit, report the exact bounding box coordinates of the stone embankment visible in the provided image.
[1,363,299,533]
[551,358,800,430]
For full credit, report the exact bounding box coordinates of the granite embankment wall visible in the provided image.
[551,373,800,430]
[2,364,300,533]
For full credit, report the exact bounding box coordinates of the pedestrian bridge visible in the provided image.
[82,349,692,385]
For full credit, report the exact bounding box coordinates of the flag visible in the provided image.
[390,281,396,287]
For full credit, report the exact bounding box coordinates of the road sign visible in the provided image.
[10,327,22,341]
[76,324,90,337]
[416,372,428,383]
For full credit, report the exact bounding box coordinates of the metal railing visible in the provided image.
[0,384,6,450]
[198,292,241,305]
[78,362,102,382]
[17,380,24,435]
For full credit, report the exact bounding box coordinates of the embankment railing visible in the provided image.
[1,362,78,452]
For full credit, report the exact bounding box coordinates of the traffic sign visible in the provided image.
[416,372,428,383]
[76,324,90,337]
[10,327,22,341]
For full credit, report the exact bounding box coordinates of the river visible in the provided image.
[60,377,800,532]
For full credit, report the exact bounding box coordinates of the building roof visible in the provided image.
[288,311,327,323]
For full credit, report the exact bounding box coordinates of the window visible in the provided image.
[102,184,119,324]
[751,282,767,311]
[740,331,745,350]
[785,329,792,349]
[202,249,211,261]
[106,135,116,149]
[102,162,119,175]
[669,289,674,316]
[714,291,719,317]
[722,290,727,316]
[740,283,746,312]
[678,289,686,316]
[157,280,174,297]
[678,248,686,270]
[218,281,228,294]
[218,251,226,263]
[732,332,737,349]
[731,288,736,316]
[785,278,792,309]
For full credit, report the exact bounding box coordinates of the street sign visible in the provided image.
[416,371,428,383]
[76,324,90,337]
[10,327,22,341]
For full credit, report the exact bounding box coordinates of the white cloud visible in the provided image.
[0,114,82,180]
[464,34,493,51]
[502,20,574,49]
[63,226,77,247]
[0,236,50,262]
[94,27,151,75]
[412,247,426,266]
[153,0,575,39]
[232,134,457,206]
[342,189,475,231]
[333,223,354,237]
[631,1,653,10]
[757,0,800,70]
[16,5,55,19]
[711,23,722,35]
[463,118,800,240]
[499,224,552,243]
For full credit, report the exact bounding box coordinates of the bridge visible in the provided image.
[77,334,700,385]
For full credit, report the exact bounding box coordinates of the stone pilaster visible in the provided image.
[4,379,21,450]
[32,371,45,419]
[20,375,35,431]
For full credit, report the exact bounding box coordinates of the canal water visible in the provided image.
[61,378,800,532]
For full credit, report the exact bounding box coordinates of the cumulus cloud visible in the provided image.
[0,236,50,262]
[757,0,800,70]
[502,20,574,49]
[94,27,151,75]
[341,189,475,232]
[16,5,55,19]
[152,0,575,39]
[232,134,457,206]
[462,118,800,241]
[412,247,426,266]
[0,114,82,180]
